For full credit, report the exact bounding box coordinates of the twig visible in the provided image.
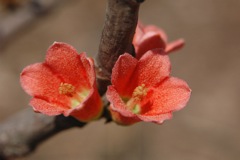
[0,0,144,159]
[0,108,86,159]
[96,0,144,95]
[0,0,62,48]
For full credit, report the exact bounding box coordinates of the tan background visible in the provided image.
[0,0,240,159]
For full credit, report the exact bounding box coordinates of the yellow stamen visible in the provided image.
[126,84,148,114]
[132,84,148,102]
[59,83,91,109]
[59,82,75,97]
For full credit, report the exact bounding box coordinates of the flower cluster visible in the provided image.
[20,23,191,125]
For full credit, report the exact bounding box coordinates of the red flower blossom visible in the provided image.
[133,22,185,59]
[106,49,191,125]
[20,42,103,122]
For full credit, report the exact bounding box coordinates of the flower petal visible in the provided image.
[133,23,145,46]
[111,53,138,96]
[45,42,90,88]
[138,112,172,124]
[65,86,103,122]
[80,55,96,87]
[30,98,66,116]
[143,77,191,115]
[136,33,166,59]
[63,57,103,122]
[20,63,69,105]
[166,39,185,53]
[106,86,136,117]
[110,108,140,125]
[133,49,171,87]
[144,25,168,43]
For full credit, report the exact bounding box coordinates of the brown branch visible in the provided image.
[0,0,144,159]
[0,0,63,48]
[96,0,144,95]
[0,108,86,159]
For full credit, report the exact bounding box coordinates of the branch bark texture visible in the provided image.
[96,0,143,95]
[0,0,144,159]
[96,0,142,80]
[0,108,86,159]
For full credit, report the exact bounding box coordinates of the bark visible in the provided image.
[0,108,85,159]
[96,0,143,95]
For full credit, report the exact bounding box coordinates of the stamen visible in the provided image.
[132,84,148,102]
[126,84,148,114]
[59,82,75,96]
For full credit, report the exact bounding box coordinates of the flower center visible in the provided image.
[59,82,75,97]
[59,82,91,108]
[132,84,148,101]
[126,84,148,114]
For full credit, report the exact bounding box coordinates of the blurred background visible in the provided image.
[0,0,240,159]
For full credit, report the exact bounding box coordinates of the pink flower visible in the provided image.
[20,42,103,122]
[106,49,191,125]
[133,22,185,59]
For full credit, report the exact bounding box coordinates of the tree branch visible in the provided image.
[0,0,144,159]
[0,0,63,48]
[0,108,86,159]
[96,0,144,95]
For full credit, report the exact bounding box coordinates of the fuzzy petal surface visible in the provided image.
[166,39,185,53]
[136,33,166,59]
[133,23,144,45]
[30,98,66,115]
[20,63,69,105]
[65,86,103,122]
[111,50,171,97]
[110,108,141,125]
[46,42,90,89]
[133,49,171,87]
[143,77,191,115]
[64,56,102,122]
[144,25,168,43]
[111,53,138,96]
[107,86,136,118]
[138,112,172,124]
[133,22,184,59]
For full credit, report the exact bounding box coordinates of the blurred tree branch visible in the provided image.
[0,0,63,48]
[0,108,86,159]
[0,0,144,159]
